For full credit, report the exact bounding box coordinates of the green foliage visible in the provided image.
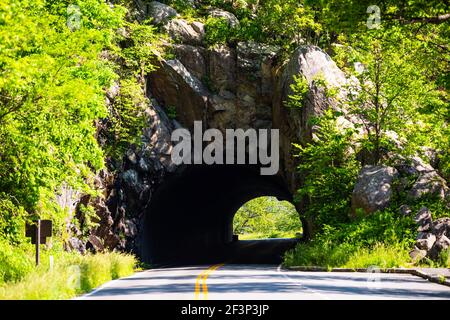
[105,78,148,162]
[284,209,416,268]
[286,75,309,109]
[249,0,322,50]
[79,254,113,291]
[120,20,161,77]
[294,109,361,230]
[0,0,163,246]
[0,240,34,283]
[166,105,178,120]
[109,252,136,279]
[0,0,126,226]
[233,197,302,239]
[0,240,137,299]
[0,195,28,244]
[204,16,238,46]
[335,29,447,165]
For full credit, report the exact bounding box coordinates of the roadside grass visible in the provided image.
[282,209,420,269]
[0,240,137,300]
[283,241,413,269]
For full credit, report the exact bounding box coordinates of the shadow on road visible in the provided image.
[157,238,299,267]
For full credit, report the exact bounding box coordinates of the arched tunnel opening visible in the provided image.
[140,164,303,266]
[232,196,302,240]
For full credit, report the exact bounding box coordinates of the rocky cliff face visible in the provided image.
[146,2,354,193]
[71,1,355,254]
[72,2,448,260]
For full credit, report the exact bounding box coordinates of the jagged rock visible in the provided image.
[399,204,412,216]
[276,45,350,146]
[149,59,209,128]
[147,1,177,25]
[106,81,120,100]
[428,235,450,260]
[138,157,150,172]
[237,41,278,74]
[408,170,448,200]
[209,45,236,93]
[88,234,104,252]
[163,19,204,45]
[122,169,140,191]
[66,237,86,254]
[415,233,436,251]
[126,149,137,165]
[415,207,433,229]
[173,44,207,80]
[420,147,440,169]
[124,219,138,237]
[395,164,419,177]
[190,21,205,34]
[271,45,355,193]
[351,166,399,215]
[409,247,427,263]
[209,8,239,27]
[431,217,450,238]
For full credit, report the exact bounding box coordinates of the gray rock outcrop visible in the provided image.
[351,166,399,215]
[147,1,178,24]
[410,207,450,262]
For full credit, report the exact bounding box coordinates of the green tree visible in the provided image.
[335,28,447,164]
[0,0,125,234]
[294,109,361,234]
[233,197,301,238]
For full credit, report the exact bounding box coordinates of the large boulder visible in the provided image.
[209,8,239,27]
[147,1,177,25]
[428,235,450,260]
[273,45,352,192]
[396,156,448,200]
[415,233,436,251]
[351,165,399,215]
[163,19,204,45]
[149,40,279,131]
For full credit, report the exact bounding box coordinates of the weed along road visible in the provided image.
[79,264,450,300]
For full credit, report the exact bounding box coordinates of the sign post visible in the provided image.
[26,219,52,266]
[35,220,40,266]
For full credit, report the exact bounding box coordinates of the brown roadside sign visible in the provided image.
[26,220,52,244]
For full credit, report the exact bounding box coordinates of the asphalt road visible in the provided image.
[79,264,450,300]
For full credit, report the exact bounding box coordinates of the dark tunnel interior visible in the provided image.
[140,165,300,266]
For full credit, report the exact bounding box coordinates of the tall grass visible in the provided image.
[283,241,413,269]
[0,245,137,300]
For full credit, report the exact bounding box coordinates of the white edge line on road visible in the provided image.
[277,264,330,300]
[76,269,157,300]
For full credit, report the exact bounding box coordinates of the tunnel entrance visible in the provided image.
[140,164,298,265]
[233,196,302,240]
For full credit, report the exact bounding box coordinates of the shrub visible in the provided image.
[204,17,238,46]
[0,240,34,284]
[110,252,137,279]
[283,209,416,268]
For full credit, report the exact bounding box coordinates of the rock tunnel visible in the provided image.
[131,44,347,265]
[97,44,352,265]
[140,164,296,265]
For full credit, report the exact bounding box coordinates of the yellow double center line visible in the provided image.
[194,263,224,300]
